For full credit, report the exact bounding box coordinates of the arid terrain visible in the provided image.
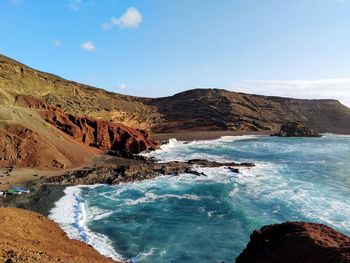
[1,52,349,173]
[1,53,350,263]
[1,54,350,135]
[0,207,117,263]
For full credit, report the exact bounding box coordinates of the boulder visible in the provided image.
[273,122,322,137]
[236,222,350,263]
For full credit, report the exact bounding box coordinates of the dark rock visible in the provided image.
[46,159,254,186]
[235,222,350,263]
[272,122,322,137]
[228,167,239,173]
[187,159,255,167]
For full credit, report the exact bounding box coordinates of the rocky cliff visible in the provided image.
[1,54,350,134]
[236,222,350,263]
[16,94,158,156]
[0,93,158,169]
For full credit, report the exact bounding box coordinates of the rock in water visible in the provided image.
[273,122,322,137]
[235,222,350,263]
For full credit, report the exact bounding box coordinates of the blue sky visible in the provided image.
[1,0,350,105]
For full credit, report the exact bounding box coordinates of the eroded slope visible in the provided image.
[1,54,350,133]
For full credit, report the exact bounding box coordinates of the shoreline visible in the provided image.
[0,132,261,191]
[0,133,260,217]
[0,182,66,217]
[0,133,277,262]
[153,130,271,142]
[1,133,349,263]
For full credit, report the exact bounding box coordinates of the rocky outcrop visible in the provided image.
[41,108,159,157]
[46,159,255,185]
[0,93,158,168]
[0,207,117,262]
[16,94,159,157]
[1,54,350,134]
[236,222,350,263]
[272,122,322,137]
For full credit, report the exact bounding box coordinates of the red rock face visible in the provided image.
[15,94,53,110]
[43,110,158,154]
[235,222,350,263]
[40,109,158,156]
[16,94,159,156]
[0,125,79,169]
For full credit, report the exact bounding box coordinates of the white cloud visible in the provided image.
[230,79,350,107]
[81,41,96,51]
[116,84,128,90]
[52,39,62,47]
[102,7,143,30]
[67,0,83,11]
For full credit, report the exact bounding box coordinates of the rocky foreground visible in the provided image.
[236,222,350,263]
[0,207,117,263]
[2,205,350,263]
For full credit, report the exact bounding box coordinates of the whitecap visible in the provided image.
[125,192,201,206]
[141,135,264,162]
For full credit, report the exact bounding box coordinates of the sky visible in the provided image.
[1,0,350,106]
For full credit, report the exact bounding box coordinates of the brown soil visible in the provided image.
[0,104,97,170]
[0,207,118,263]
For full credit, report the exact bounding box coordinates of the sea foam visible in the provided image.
[49,186,124,261]
[142,135,264,162]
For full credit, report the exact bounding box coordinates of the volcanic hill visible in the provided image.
[1,54,350,135]
[1,53,350,169]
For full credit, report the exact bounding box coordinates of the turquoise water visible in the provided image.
[50,134,350,262]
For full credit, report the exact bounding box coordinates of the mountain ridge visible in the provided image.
[1,53,350,134]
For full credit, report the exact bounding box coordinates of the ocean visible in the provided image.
[49,134,350,263]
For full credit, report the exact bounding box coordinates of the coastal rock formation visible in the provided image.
[1,54,350,134]
[236,222,350,263]
[46,159,255,185]
[0,207,117,262]
[272,122,322,137]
